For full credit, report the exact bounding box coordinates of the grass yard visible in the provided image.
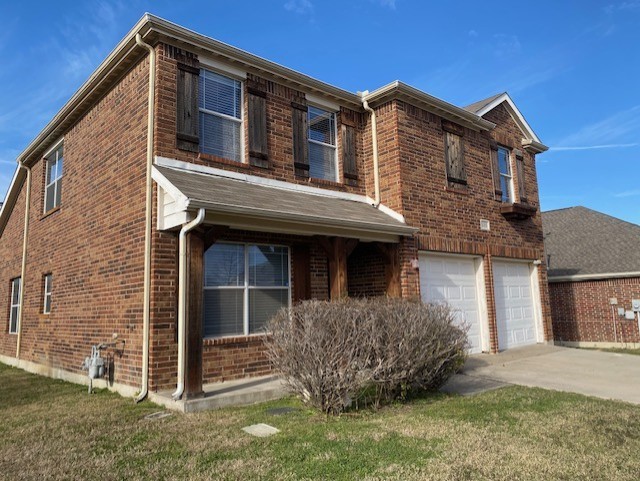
[1,363,640,480]
[597,347,640,356]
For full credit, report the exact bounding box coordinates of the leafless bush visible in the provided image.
[265,298,468,415]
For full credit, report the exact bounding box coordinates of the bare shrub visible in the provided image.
[265,298,468,415]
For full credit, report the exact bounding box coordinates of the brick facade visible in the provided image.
[549,278,640,344]
[0,25,552,396]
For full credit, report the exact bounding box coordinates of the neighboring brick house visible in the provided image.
[543,207,640,347]
[0,14,552,402]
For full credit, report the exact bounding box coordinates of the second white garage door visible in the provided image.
[419,254,486,354]
[493,260,538,350]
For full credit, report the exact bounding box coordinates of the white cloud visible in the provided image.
[550,143,639,152]
[556,105,640,147]
[614,189,640,198]
[284,0,314,14]
[492,34,522,57]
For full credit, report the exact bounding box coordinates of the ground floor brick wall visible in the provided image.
[549,278,640,343]
[348,242,387,297]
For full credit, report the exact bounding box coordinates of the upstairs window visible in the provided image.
[199,69,243,162]
[498,147,514,203]
[43,274,52,314]
[9,277,20,334]
[45,144,63,212]
[308,106,337,181]
[444,131,466,185]
[203,243,290,338]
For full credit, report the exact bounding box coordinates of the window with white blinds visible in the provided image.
[308,106,337,181]
[199,69,243,162]
[9,277,20,334]
[203,243,290,338]
[45,144,63,212]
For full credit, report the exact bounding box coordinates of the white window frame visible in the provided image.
[307,105,338,182]
[203,242,291,338]
[43,273,52,314]
[198,68,245,163]
[9,277,20,334]
[44,141,64,213]
[498,146,514,203]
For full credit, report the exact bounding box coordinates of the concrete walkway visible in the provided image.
[446,344,640,405]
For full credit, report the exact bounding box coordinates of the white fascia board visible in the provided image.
[363,81,496,132]
[199,57,247,80]
[151,166,189,209]
[306,94,340,112]
[0,166,25,237]
[474,93,546,148]
[548,272,640,283]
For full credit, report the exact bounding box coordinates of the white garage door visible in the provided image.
[493,261,537,350]
[419,254,485,354]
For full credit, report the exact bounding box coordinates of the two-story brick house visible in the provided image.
[0,14,551,403]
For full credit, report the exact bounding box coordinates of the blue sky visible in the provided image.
[1,1,639,224]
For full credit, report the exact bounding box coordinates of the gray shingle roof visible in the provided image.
[542,206,640,279]
[154,165,417,238]
[464,92,506,114]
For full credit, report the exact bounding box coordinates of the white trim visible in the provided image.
[555,340,640,350]
[9,277,20,334]
[548,272,640,282]
[473,92,545,147]
[42,137,64,159]
[199,56,247,80]
[307,106,338,182]
[306,93,340,112]
[43,273,52,314]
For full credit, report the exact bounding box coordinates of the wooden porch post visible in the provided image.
[184,231,204,399]
[376,243,401,298]
[317,236,358,299]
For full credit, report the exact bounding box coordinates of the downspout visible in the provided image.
[172,208,206,401]
[134,33,155,403]
[15,162,31,359]
[361,92,381,207]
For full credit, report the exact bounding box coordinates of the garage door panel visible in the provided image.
[494,261,537,350]
[420,254,485,354]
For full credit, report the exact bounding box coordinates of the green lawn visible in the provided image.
[598,347,640,356]
[1,362,640,480]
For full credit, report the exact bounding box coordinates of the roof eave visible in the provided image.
[363,81,496,132]
[548,271,640,283]
[523,139,549,154]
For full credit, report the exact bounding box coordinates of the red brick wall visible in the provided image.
[347,243,387,297]
[0,58,151,387]
[549,278,640,343]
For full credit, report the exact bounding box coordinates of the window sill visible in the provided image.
[294,174,346,190]
[203,333,270,346]
[501,202,537,220]
[198,152,252,169]
[445,184,470,196]
[41,206,61,220]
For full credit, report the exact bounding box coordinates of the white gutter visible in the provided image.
[15,163,31,359]
[548,271,640,283]
[361,92,381,207]
[134,33,156,404]
[172,208,206,401]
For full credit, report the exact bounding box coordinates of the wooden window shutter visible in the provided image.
[490,142,502,196]
[291,101,309,176]
[248,87,268,167]
[341,124,358,180]
[444,131,466,184]
[176,61,200,152]
[291,244,312,303]
[514,150,527,203]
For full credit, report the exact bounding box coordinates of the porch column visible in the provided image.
[376,243,401,297]
[184,231,204,399]
[317,236,358,299]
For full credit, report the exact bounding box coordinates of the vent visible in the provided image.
[480,219,490,231]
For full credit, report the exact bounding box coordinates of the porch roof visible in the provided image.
[153,162,418,242]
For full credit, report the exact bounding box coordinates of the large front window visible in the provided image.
[199,69,243,162]
[498,147,513,203]
[45,144,63,212]
[308,106,337,181]
[203,243,290,338]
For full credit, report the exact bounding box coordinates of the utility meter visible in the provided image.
[632,299,640,312]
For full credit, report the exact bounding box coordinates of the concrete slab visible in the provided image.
[150,375,288,413]
[440,374,509,396]
[463,345,640,405]
[242,423,280,437]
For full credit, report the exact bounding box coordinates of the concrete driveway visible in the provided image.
[443,344,640,405]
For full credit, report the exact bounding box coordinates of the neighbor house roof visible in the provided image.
[542,206,640,281]
[152,162,418,242]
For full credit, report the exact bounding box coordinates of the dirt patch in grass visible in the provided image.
[1,362,640,480]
